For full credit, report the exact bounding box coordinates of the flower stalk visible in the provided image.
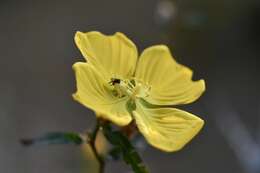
[88,119,105,173]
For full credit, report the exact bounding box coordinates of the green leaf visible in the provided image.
[20,132,84,146]
[102,124,149,173]
[108,147,121,160]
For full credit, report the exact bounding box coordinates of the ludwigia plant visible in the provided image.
[21,31,206,173]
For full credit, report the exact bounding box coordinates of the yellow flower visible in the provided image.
[73,31,205,152]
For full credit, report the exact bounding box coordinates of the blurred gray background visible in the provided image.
[1,0,260,172]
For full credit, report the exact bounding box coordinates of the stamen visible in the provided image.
[109,78,150,99]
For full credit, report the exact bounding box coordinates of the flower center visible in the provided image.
[109,78,150,100]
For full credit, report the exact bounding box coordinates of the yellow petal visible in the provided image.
[73,62,132,126]
[133,100,204,152]
[135,45,205,105]
[75,31,138,81]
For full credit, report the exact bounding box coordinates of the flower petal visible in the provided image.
[73,62,132,126]
[135,45,205,105]
[75,31,138,81]
[133,100,204,152]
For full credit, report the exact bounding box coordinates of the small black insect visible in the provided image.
[109,78,121,85]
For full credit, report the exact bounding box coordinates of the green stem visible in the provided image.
[89,119,105,173]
